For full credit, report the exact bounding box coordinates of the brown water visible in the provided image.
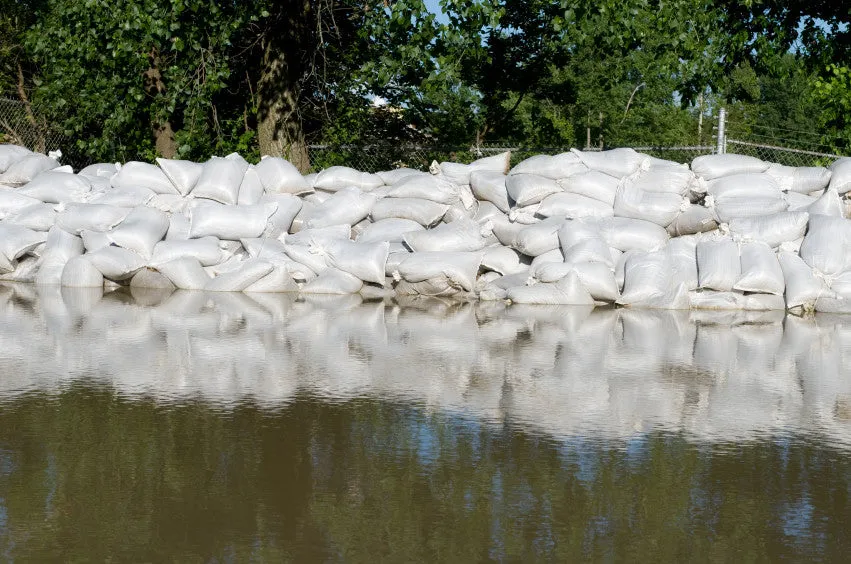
[0,283,850,561]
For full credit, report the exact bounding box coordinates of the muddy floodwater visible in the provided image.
[0,283,850,561]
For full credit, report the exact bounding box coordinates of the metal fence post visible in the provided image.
[716,107,726,155]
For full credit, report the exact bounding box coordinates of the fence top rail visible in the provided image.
[306,143,716,152]
[726,138,846,160]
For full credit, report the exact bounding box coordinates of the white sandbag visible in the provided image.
[536,192,613,219]
[631,167,695,195]
[727,211,808,248]
[512,216,564,256]
[107,206,169,258]
[558,170,620,205]
[829,158,851,194]
[35,226,84,285]
[61,256,104,287]
[304,187,377,229]
[666,236,699,291]
[506,271,594,305]
[666,204,717,236]
[570,148,648,178]
[5,203,57,231]
[558,220,613,266]
[0,190,43,217]
[0,224,47,261]
[709,195,788,223]
[85,247,146,280]
[314,166,383,192]
[696,239,740,291]
[301,268,363,294]
[766,164,832,193]
[156,257,211,290]
[782,191,816,211]
[242,265,300,293]
[733,241,784,295]
[808,188,844,217]
[0,255,39,282]
[470,171,510,212]
[799,215,851,276]
[689,290,786,310]
[395,251,483,292]
[534,261,619,302]
[284,224,350,246]
[490,214,525,247]
[188,201,278,240]
[481,246,525,275]
[370,197,448,227]
[617,250,671,304]
[0,153,59,186]
[779,251,834,309]
[403,218,488,253]
[88,185,155,207]
[0,144,32,173]
[190,156,249,205]
[321,239,389,285]
[387,174,459,205]
[613,179,686,226]
[597,217,669,252]
[156,158,203,195]
[509,152,587,179]
[78,162,119,178]
[255,157,311,195]
[357,218,424,244]
[80,230,111,253]
[376,168,423,185]
[17,171,91,203]
[147,194,188,214]
[165,213,190,241]
[151,236,223,266]
[505,174,562,207]
[507,203,541,224]
[239,237,290,262]
[130,268,176,290]
[237,167,265,206]
[260,194,303,238]
[204,258,273,292]
[111,161,178,195]
[433,152,510,185]
[691,154,768,180]
[704,173,781,199]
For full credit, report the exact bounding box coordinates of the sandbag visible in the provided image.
[0,190,43,217]
[726,211,808,248]
[60,256,104,287]
[188,201,278,240]
[151,237,223,267]
[78,162,119,178]
[505,174,561,207]
[395,251,483,292]
[779,251,833,309]
[828,157,851,194]
[708,195,788,223]
[0,154,59,186]
[375,168,423,185]
[255,157,311,195]
[0,224,47,262]
[617,250,671,304]
[433,152,510,185]
[558,220,613,266]
[704,173,781,199]
[35,226,84,285]
[130,268,176,291]
[558,170,620,205]
[205,258,273,292]
[532,261,619,302]
[696,239,740,292]
[314,166,383,192]
[470,171,510,212]
[808,188,844,217]
[190,156,249,205]
[688,291,785,311]
[242,265,301,293]
[481,246,525,275]
[512,216,564,256]
[80,230,111,253]
[536,192,613,219]
[0,145,32,173]
[613,179,686,226]
[506,271,595,305]
[18,171,91,203]
[666,204,717,236]
[403,218,488,253]
[666,236,699,291]
[236,167,265,206]
[156,257,211,290]
[111,161,178,195]
[765,163,832,193]
[388,174,459,205]
[156,158,203,195]
[799,215,851,276]
[88,185,155,208]
[370,197,448,227]
[5,203,57,231]
[597,217,669,252]
[733,241,784,295]
[301,268,364,294]
[508,152,587,179]
[357,218,424,244]
[691,154,768,180]
[570,148,648,178]
[322,239,390,285]
[107,206,169,258]
[303,187,377,229]
[85,247,146,280]
[631,166,695,196]
[260,194,303,238]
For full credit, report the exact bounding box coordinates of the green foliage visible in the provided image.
[812,65,851,153]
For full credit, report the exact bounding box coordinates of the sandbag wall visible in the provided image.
[1,143,851,312]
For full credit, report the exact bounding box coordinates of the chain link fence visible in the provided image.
[0,96,70,156]
[723,120,846,167]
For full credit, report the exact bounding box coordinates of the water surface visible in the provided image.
[0,284,850,561]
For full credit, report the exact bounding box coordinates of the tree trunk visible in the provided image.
[256,25,310,172]
[144,49,177,159]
